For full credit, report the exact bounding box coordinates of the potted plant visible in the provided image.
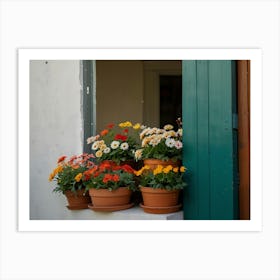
[134,120,183,170]
[49,153,94,209]
[87,121,142,167]
[135,164,187,214]
[83,160,137,211]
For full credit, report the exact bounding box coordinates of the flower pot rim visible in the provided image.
[140,186,180,193]
[64,189,88,195]
[143,158,180,162]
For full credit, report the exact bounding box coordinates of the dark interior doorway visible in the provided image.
[160,75,182,128]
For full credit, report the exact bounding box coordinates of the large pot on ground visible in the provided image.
[64,189,91,210]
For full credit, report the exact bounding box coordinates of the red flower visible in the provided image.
[106,123,115,129]
[102,173,120,183]
[57,155,67,163]
[99,162,112,172]
[102,174,112,183]
[112,174,120,182]
[114,134,128,141]
[121,164,135,174]
[123,129,129,134]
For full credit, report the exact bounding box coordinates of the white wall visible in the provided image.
[30,60,83,219]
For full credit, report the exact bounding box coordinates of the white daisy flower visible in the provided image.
[177,128,183,137]
[134,149,143,160]
[149,138,158,146]
[165,138,175,148]
[175,141,183,149]
[91,141,100,150]
[164,124,174,131]
[103,147,111,154]
[87,136,95,144]
[111,141,120,149]
[120,142,129,150]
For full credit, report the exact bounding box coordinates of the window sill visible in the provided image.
[62,206,183,220]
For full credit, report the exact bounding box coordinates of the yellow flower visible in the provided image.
[180,166,186,173]
[143,165,150,170]
[119,121,132,128]
[163,165,173,174]
[153,165,163,175]
[56,165,63,173]
[52,165,63,176]
[74,173,82,182]
[95,150,103,158]
[134,165,150,176]
[173,167,179,173]
[99,144,107,151]
[133,123,141,130]
[134,170,142,176]
[48,172,55,181]
[164,124,174,131]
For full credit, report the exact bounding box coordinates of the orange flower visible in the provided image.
[100,129,109,136]
[71,164,80,169]
[57,155,67,163]
[83,166,98,181]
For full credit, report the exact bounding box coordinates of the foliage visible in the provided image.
[134,122,183,161]
[87,121,142,164]
[49,153,95,194]
[83,160,137,191]
[134,164,187,190]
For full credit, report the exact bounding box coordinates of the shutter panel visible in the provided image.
[182,60,238,220]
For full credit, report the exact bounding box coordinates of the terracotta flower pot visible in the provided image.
[89,187,132,207]
[143,159,180,170]
[64,189,91,210]
[140,186,180,207]
[140,186,182,214]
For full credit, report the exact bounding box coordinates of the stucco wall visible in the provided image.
[96,60,144,132]
[30,60,83,219]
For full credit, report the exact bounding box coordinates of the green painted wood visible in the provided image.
[182,61,199,218]
[82,60,95,154]
[182,60,238,220]
[196,61,211,218]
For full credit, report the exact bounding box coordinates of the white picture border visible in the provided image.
[18,48,262,232]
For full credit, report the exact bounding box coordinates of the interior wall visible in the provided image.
[96,60,144,131]
[29,60,83,219]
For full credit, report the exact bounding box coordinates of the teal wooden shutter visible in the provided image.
[182,60,239,220]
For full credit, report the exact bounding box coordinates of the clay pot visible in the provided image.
[64,189,91,210]
[89,187,132,207]
[140,186,180,207]
[143,159,180,170]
